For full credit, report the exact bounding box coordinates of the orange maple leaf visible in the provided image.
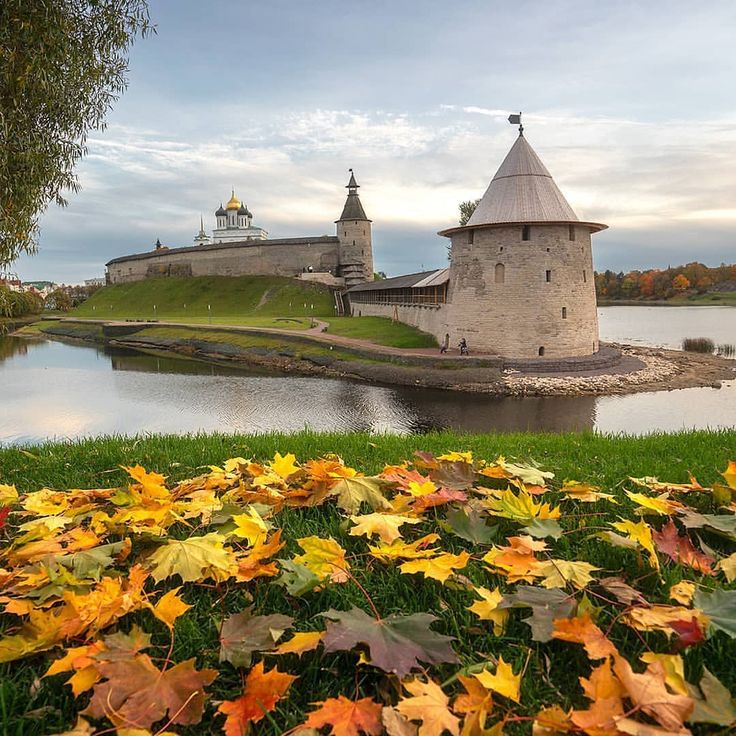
[552,613,619,660]
[218,662,297,736]
[303,695,383,736]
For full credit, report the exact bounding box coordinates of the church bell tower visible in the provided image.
[336,170,373,286]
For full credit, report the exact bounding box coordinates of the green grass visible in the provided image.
[325,316,438,348]
[70,276,337,324]
[0,431,735,735]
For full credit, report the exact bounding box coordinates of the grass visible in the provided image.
[0,430,735,735]
[325,316,438,348]
[70,276,337,324]
[682,337,716,353]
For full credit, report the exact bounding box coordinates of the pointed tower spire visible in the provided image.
[337,169,368,221]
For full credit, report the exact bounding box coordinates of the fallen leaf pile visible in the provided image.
[1,453,736,735]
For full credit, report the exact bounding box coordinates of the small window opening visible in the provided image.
[545,270,552,283]
[522,225,531,241]
[499,246,504,252]
[569,225,576,241]
[583,270,587,283]
[352,240,355,245]
[494,263,505,284]
[546,247,550,252]
[562,307,567,319]
[538,346,545,356]
[468,230,474,244]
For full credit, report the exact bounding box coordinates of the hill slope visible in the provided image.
[71,275,337,325]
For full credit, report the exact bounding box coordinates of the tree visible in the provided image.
[0,1,153,268]
[45,288,72,312]
[672,274,690,292]
[458,199,481,226]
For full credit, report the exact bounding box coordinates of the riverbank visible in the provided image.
[17,318,736,397]
[0,430,734,735]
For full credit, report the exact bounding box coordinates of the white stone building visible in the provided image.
[205,190,268,244]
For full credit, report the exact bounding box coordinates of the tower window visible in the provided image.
[546,248,550,252]
[545,270,552,283]
[522,225,531,241]
[494,263,505,284]
[499,246,504,252]
[569,225,576,241]
[583,270,587,282]
[538,346,545,356]
[468,230,474,244]
[562,307,567,319]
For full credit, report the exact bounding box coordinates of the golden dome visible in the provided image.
[226,191,241,209]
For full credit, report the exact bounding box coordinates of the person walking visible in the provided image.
[440,333,449,354]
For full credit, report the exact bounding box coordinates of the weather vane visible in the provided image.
[508,111,523,135]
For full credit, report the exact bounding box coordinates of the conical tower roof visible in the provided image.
[466,134,580,226]
[336,170,370,222]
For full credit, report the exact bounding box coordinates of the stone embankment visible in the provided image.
[19,319,736,397]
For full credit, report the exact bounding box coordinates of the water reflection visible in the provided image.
[0,327,734,445]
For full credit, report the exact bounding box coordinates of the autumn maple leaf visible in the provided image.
[396,679,460,736]
[552,613,618,660]
[303,695,383,736]
[652,519,714,574]
[218,662,297,736]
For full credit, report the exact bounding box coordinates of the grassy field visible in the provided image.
[71,276,337,324]
[1,430,735,735]
[325,316,438,348]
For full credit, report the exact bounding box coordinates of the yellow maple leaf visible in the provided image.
[396,679,460,736]
[349,513,420,544]
[269,452,300,480]
[625,491,685,516]
[669,581,696,605]
[560,480,616,503]
[146,533,234,583]
[230,507,270,545]
[152,587,192,630]
[467,586,508,635]
[0,484,18,506]
[716,552,736,582]
[271,630,323,656]
[437,451,473,463]
[721,460,736,490]
[640,653,688,696]
[294,536,349,583]
[369,533,440,562]
[483,489,560,522]
[609,519,659,570]
[406,480,438,497]
[123,465,170,500]
[399,551,470,583]
[536,559,599,590]
[473,656,521,703]
[21,488,70,517]
[622,604,707,633]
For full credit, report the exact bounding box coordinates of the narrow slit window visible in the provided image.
[583,270,587,282]
[468,230,474,244]
[494,263,505,284]
[569,225,576,241]
[538,346,545,356]
[562,307,567,319]
[545,270,552,283]
[522,225,531,241]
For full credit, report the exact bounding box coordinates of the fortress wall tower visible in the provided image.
[336,170,373,287]
[439,129,606,358]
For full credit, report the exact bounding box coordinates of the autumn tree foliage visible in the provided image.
[595,260,736,300]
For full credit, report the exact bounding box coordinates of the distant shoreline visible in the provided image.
[597,298,736,307]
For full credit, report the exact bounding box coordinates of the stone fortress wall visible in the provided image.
[106,237,341,285]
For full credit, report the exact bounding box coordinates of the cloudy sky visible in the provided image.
[15,0,736,282]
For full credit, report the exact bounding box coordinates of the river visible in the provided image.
[1,306,734,444]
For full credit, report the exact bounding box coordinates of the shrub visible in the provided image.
[717,343,736,358]
[682,337,715,353]
[0,286,43,317]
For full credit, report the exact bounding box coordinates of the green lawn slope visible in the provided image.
[71,276,337,325]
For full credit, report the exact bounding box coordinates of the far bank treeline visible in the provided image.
[595,261,736,301]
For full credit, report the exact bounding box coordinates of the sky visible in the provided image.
[14,0,736,282]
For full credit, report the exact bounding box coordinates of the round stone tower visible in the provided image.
[439,129,607,359]
[336,170,373,287]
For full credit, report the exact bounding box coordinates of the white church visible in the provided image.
[193,190,268,245]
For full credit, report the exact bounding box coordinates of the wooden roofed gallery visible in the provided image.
[347,269,449,305]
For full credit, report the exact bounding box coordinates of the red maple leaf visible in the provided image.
[669,617,706,651]
[0,506,10,530]
[652,520,714,574]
